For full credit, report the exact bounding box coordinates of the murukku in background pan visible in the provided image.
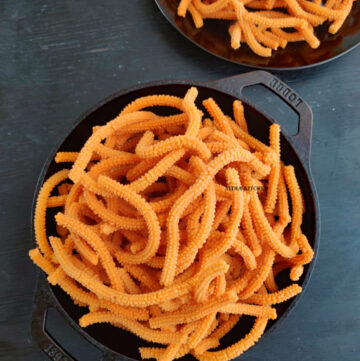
[177,0,358,57]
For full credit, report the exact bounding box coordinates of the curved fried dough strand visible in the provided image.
[194,317,268,361]
[245,284,302,305]
[249,191,296,258]
[34,169,69,258]
[265,124,281,213]
[79,312,187,345]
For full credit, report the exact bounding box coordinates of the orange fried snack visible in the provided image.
[29,87,314,361]
[177,0,358,57]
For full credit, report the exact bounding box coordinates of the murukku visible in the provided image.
[29,88,314,361]
[34,169,70,258]
[177,0,357,57]
[283,165,303,246]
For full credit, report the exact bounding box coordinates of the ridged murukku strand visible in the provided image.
[264,269,278,292]
[188,313,217,349]
[55,152,101,163]
[89,154,140,180]
[195,337,220,354]
[264,124,281,214]
[69,232,99,266]
[203,98,235,138]
[220,302,277,319]
[121,95,184,114]
[189,3,204,28]
[34,169,69,258]
[289,234,314,266]
[229,120,274,155]
[183,87,202,137]
[158,344,183,361]
[205,169,244,261]
[249,192,296,258]
[136,132,211,160]
[186,201,204,241]
[193,0,229,14]
[250,23,281,50]
[29,248,56,274]
[178,0,194,16]
[283,165,303,245]
[277,167,291,225]
[79,312,187,345]
[124,113,188,134]
[290,265,304,281]
[94,144,134,159]
[212,200,232,231]
[177,183,216,274]
[47,195,67,208]
[241,202,262,257]
[284,0,326,26]
[238,246,275,299]
[232,235,257,270]
[245,283,302,305]
[236,4,273,57]
[229,22,242,49]
[126,157,161,182]
[129,150,186,193]
[300,0,349,20]
[235,1,308,28]
[149,291,237,329]
[233,100,248,134]
[210,314,240,340]
[195,317,268,361]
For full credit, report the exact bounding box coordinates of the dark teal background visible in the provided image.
[0,1,359,360]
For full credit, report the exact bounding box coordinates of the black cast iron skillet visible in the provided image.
[155,0,360,70]
[31,71,320,361]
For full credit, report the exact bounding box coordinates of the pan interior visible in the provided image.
[42,83,317,360]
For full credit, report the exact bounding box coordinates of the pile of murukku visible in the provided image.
[29,88,314,361]
[177,0,358,57]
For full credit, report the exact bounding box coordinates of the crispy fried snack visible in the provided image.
[29,88,314,361]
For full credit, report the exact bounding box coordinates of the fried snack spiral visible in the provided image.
[29,88,314,361]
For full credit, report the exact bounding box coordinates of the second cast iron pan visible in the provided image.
[155,0,360,70]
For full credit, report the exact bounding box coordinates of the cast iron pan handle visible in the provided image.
[31,275,123,361]
[31,276,76,361]
[207,70,313,165]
